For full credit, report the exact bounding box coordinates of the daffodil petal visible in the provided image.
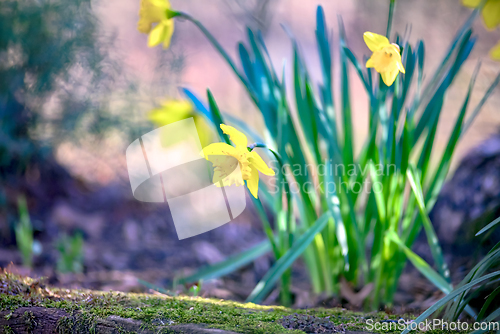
[148,110,183,125]
[366,57,375,68]
[246,165,260,198]
[363,32,390,52]
[137,19,152,34]
[148,100,192,125]
[148,23,167,47]
[150,0,170,7]
[162,100,192,115]
[162,19,175,49]
[462,0,481,7]
[201,143,238,158]
[213,170,225,184]
[397,58,405,74]
[482,0,500,29]
[490,40,500,61]
[138,0,168,33]
[213,170,239,187]
[220,124,248,148]
[194,117,213,147]
[248,151,275,176]
[381,67,400,86]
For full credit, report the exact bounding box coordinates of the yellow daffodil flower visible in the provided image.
[462,0,500,60]
[364,32,405,86]
[149,100,213,147]
[201,124,275,198]
[491,40,500,60]
[137,0,175,48]
[463,0,500,30]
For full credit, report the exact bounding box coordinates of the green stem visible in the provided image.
[178,12,259,104]
[385,0,396,39]
[280,270,292,307]
[255,144,294,306]
[371,240,386,310]
[250,194,280,260]
[266,147,292,306]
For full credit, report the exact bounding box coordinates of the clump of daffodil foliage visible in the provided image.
[137,0,500,315]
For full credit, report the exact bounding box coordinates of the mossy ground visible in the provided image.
[0,271,456,334]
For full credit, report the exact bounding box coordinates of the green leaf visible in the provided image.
[476,216,500,236]
[342,46,372,96]
[246,213,331,303]
[315,6,331,86]
[462,72,500,135]
[207,89,230,145]
[425,63,480,210]
[293,48,315,152]
[477,286,500,321]
[413,30,474,145]
[338,17,354,167]
[417,8,478,108]
[388,232,452,294]
[138,279,174,296]
[238,42,256,90]
[179,12,258,104]
[324,160,349,270]
[401,271,500,334]
[249,194,280,259]
[407,165,450,281]
[176,240,271,284]
[181,87,213,123]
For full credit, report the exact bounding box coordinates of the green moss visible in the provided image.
[3,325,14,334]
[56,315,74,334]
[2,272,456,333]
[23,310,36,332]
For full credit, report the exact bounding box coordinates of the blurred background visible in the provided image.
[1,0,499,311]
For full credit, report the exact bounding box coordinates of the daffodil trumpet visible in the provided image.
[201,124,275,199]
